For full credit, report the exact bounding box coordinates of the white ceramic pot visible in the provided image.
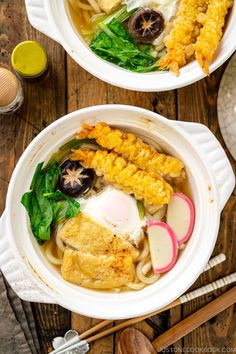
[0,105,235,319]
[25,0,236,92]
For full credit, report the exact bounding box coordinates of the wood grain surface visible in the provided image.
[0,1,235,353]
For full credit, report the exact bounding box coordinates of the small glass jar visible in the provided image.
[0,68,24,114]
[11,40,49,83]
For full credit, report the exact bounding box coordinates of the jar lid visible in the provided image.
[0,68,19,107]
[11,41,48,77]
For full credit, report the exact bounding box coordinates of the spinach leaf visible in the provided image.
[34,173,53,241]
[21,161,80,244]
[30,195,42,232]
[90,9,157,73]
[52,200,70,226]
[21,191,33,213]
[30,162,44,190]
[44,191,80,225]
[44,161,61,193]
[108,18,134,42]
[66,198,81,219]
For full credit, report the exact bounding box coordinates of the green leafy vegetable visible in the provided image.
[21,191,33,211]
[90,6,157,73]
[46,138,96,167]
[21,161,80,244]
[59,138,95,151]
[137,201,145,220]
[30,162,43,190]
[44,191,80,225]
[44,161,61,192]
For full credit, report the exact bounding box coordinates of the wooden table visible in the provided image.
[0,1,235,353]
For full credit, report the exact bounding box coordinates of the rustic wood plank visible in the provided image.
[67,55,108,112]
[0,1,70,353]
[177,67,236,353]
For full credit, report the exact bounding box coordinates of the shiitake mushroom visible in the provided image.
[58,159,95,198]
[128,8,164,44]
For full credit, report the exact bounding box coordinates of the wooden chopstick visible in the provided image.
[152,286,236,352]
[79,320,112,340]
[79,253,226,340]
[84,272,236,344]
[52,272,235,354]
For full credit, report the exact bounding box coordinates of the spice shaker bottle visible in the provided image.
[11,40,49,83]
[0,68,24,114]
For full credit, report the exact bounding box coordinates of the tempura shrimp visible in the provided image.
[195,0,233,75]
[157,0,207,76]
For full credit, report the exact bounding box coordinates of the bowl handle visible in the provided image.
[0,211,56,304]
[173,121,235,211]
[25,0,60,43]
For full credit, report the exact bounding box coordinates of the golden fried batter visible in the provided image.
[158,0,207,75]
[195,0,233,74]
[77,123,184,179]
[71,149,173,207]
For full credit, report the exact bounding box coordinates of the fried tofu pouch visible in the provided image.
[71,149,173,207]
[59,214,138,257]
[97,0,122,14]
[60,214,138,289]
[62,248,136,289]
[195,0,233,74]
[77,123,185,179]
[158,0,208,75]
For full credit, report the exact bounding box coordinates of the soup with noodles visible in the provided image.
[67,0,233,75]
[21,122,195,291]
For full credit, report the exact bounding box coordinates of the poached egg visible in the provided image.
[125,0,178,21]
[79,187,146,246]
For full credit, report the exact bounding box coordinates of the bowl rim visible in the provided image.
[44,0,236,92]
[4,105,221,319]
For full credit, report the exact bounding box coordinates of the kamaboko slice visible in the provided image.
[71,149,173,207]
[166,193,195,245]
[195,0,233,75]
[147,221,178,273]
[158,0,207,75]
[77,122,185,179]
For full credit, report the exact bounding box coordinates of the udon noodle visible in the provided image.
[68,0,105,41]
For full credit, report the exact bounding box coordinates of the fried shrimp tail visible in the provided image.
[157,0,207,75]
[71,149,173,207]
[195,0,233,75]
[77,123,185,179]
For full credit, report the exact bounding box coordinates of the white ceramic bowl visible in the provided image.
[0,105,235,319]
[25,0,236,92]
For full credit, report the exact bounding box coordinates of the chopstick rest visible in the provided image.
[51,330,88,354]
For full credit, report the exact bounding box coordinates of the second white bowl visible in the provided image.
[25,0,236,91]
